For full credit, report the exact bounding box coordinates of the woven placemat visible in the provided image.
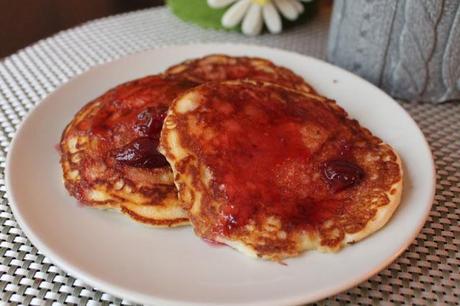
[0,6,458,305]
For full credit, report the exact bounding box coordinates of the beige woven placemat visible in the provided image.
[0,6,458,305]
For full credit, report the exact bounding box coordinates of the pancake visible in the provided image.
[165,54,315,93]
[60,75,196,227]
[160,80,403,260]
[61,55,315,227]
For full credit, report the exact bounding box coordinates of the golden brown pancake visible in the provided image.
[165,54,316,93]
[61,55,316,227]
[60,75,196,227]
[160,80,403,260]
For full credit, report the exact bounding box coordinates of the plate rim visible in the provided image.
[5,43,436,306]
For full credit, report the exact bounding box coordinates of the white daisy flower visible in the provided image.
[208,0,312,36]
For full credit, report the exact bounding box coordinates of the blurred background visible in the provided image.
[0,0,164,59]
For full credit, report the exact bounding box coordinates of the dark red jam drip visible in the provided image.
[322,159,364,192]
[202,237,225,247]
[114,108,169,168]
[113,137,168,168]
[134,107,167,138]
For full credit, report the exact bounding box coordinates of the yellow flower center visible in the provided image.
[252,0,269,5]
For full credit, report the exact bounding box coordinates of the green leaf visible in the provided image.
[166,0,238,31]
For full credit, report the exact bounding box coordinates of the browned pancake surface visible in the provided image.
[60,75,196,226]
[161,81,403,259]
[61,55,316,227]
[166,54,315,93]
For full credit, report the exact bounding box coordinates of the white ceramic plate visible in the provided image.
[6,44,435,306]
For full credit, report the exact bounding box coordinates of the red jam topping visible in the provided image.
[75,76,196,169]
[322,159,364,192]
[134,107,167,138]
[113,108,169,168]
[202,238,225,247]
[113,137,168,168]
[215,120,311,233]
[181,83,367,236]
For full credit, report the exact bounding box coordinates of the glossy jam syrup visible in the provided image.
[134,107,167,138]
[75,76,196,169]
[113,137,168,168]
[184,83,367,235]
[322,159,364,192]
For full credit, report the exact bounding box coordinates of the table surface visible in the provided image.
[0,5,459,306]
[0,0,162,59]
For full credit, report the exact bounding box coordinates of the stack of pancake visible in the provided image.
[60,54,403,260]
